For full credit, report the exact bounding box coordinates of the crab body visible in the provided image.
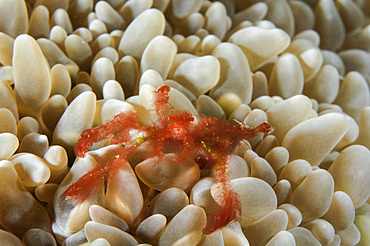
[62,85,271,234]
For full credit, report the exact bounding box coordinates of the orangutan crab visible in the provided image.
[62,85,271,234]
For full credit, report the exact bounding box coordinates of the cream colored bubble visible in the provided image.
[50,64,71,97]
[92,154,143,229]
[141,36,177,80]
[102,80,125,101]
[314,0,345,51]
[190,177,220,217]
[54,153,104,234]
[0,66,13,85]
[10,153,51,187]
[41,95,68,132]
[13,34,51,112]
[34,0,68,14]
[243,209,288,246]
[73,27,93,45]
[228,104,251,123]
[288,227,321,245]
[255,135,279,158]
[198,230,224,246]
[116,55,139,97]
[251,72,268,101]
[339,49,370,85]
[89,19,108,40]
[165,80,196,104]
[304,219,335,245]
[85,221,138,245]
[267,95,312,143]
[29,5,50,39]
[178,35,201,54]
[228,26,291,71]
[89,205,129,232]
[205,2,230,40]
[304,64,340,104]
[136,153,200,193]
[0,229,23,246]
[110,30,123,49]
[0,0,28,38]
[337,223,361,245]
[273,180,291,206]
[210,42,253,116]
[53,91,96,155]
[168,0,203,19]
[119,0,153,26]
[321,50,345,76]
[43,145,69,184]
[23,228,57,246]
[336,0,365,32]
[220,222,250,245]
[264,147,289,177]
[334,114,359,150]
[200,35,221,55]
[231,2,268,28]
[100,99,134,124]
[18,133,49,157]
[158,205,206,246]
[265,0,295,37]
[92,46,119,66]
[147,187,188,222]
[65,34,93,71]
[17,116,41,141]
[174,55,220,97]
[286,39,323,82]
[0,133,19,160]
[322,191,355,231]
[250,157,277,187]
[95,0,124,32]
[282,113,348,166]
[91,57,115,99]
[51,8,73,34]
[153,0,170,12]
[291,169,334,223]
[266,230,295,246]
[138,69,164,91]
[37,38,79,82]
[294,30,321,47]
[0,108,17,135]
[279,159,313,191]
[334,71,370,119]
[0,161,51,238]
[278,203,302,229]
[35,183,59,204]
[118,9,165,59]
[243,109,268,147]
[289,0,314,34]
[136,214,167,243]
[328,145,370,209]
[231,177,277,228]
[354,214,370,246]
[175,12,204,36]
[355,107,370,148]
[91,33,116,54]
[197,95,226,119]
[269,53,304,99]
[0,32,14,66]
[343,25,370,52]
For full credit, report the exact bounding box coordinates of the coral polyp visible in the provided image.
[64,85,272,233]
